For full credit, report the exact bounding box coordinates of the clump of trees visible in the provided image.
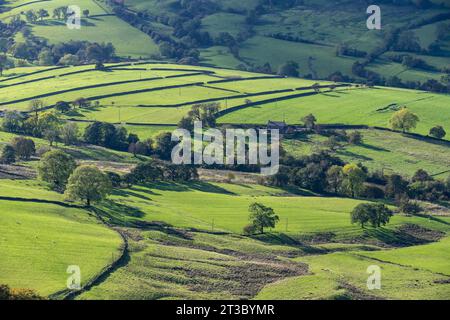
[244,202,279,235]
[351,203,393,228]
[124,160,198,185]
[178,103,220,131]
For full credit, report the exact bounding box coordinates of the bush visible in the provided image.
[243,224,258,235]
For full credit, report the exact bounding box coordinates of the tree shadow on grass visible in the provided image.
[358,142,390,152]
[143,180,236,195]
[337,149,373,161]
[253,233,325,254]
[112,188,154,201]
[363,226,438,247]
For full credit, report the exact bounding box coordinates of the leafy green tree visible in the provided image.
[65,166,112,206]
[326,165,344,194]
[277,61,299,77]
[351,203,393,228]
[429,125,446,139]
[389,107,419,133]
[28,99,43,116]
[55,101,71,113]
[301,113,317,130]
[37,9,49,20]
[343,163,366,197]
[11,137,35,160]
[248,202,279,234]
[60,122,79,145]
[38,150,77,191]
[154,132,178,160]
[0,145,15,164]
[2,110,24,133]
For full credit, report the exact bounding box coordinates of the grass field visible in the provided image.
[256,249,450,300]
[0,198,122,296]
[218,87,450,138]
[283,129,450,178]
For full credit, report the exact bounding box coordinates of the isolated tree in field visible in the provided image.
[248,202,279,234]
[301,113,317,130]
[73,97,90,109]
[351,203,393,228]
[429,125,446,139]
[83,9,90,18]
[278,61,299,77]
[0,145,16,164]
[65,166,112,206]
[38,150,77,191]
[11,137,35,160]
[389,107,419,133]
[343,163,366,198]
[55,101,71,113]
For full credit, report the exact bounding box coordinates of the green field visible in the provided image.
[0,198,122,296]
[284,129,450,178]
[1,0,450,300]
[219,87,450,138]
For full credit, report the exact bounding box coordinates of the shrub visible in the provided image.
[243,224,258,235]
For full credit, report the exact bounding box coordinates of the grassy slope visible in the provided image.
[0,196,122,296]
[283,129,450,178]
[1,0,158,58]
[218,87,450,138]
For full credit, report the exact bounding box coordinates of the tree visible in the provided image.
[326,165,344,194]
[37,9,49,20]
[389,107,419,133]
[248,202,279,234]
[429,125,446,139]
[60,122,79,145]
[412,169,432,183]
[38,150,77,191]
[301,114,317,130]
[83,9,90,18]
[278,61,299,77]
[2,110,24,133]
[154,132,178,160]
[65,166,112,206]
[55,101,71,113]
[348,131,363,145]
[343,163,366,197]
[73,97,90,109]
[385,174,408,199]
[28,99,43,116]
[0,145,16,164]
[351,203,393,228]
[43,127,60,146]
[11,137,35,160]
